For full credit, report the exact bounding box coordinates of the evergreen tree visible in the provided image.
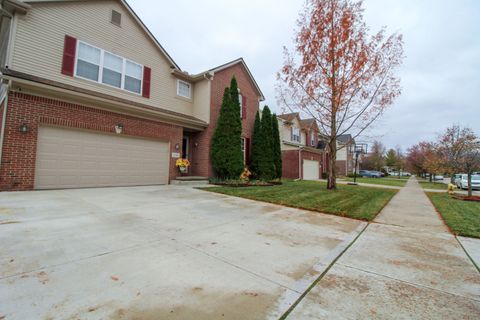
[258,106,275,180]
[210,76,243,179]
[250,111,262,177]
[271,113,282,179]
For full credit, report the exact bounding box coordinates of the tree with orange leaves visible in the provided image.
[277,0,404,189]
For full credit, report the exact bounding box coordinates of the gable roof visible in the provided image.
[337,134,354,144]
[299,119,317,130]
[277,112,300,122]
[21,1,266,101]
[23,0,181,70]
[208,58,265,101]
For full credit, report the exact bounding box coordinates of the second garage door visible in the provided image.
[35,126,170,189]
[303,160,319,180]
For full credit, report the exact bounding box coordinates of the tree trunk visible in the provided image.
[327,140,337,189]
[468,172,472,197]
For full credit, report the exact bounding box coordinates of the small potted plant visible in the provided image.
[176,158,190,174]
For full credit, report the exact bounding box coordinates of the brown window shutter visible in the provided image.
[242,96,247,119]
[61,35,77,76]
[142,66,151,98]
[245,137,251,165]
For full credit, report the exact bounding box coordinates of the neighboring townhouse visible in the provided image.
[277,112,327,180]
[0,0,264,191]
[335,134,356,176]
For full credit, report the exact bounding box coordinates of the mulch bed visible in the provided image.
[451,194,480,202]
[211,181,282,187]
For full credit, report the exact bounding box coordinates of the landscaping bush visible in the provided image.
[271,113,282,179]
[211,76,244,179]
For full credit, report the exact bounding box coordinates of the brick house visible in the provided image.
[335,134,356,176]
[277,113,328,180]
[0,0,264,191]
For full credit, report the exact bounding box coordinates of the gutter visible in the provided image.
[170,68,214,83]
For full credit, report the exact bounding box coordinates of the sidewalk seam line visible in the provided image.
[278,222,370,320]
[455,236,480,274]
[340,263,480,302]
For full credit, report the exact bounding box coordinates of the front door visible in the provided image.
[182,136,189,174]
[182,136,189,159]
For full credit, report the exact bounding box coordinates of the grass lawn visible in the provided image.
[344,177,407,187]
[427,192,480,238]
[418,181,448,190]
[201,180,397,221]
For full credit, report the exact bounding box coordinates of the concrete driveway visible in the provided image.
[0,186,365,320]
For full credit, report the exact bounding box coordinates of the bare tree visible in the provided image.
[276,0,404,189]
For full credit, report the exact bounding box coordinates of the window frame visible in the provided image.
[239,93,243,118]
[241,137,246,163]
[177,79,192,99]
[292,127,301,143]
[74,40,144,95]
[311,130,315,146]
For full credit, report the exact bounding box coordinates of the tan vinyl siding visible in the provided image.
[11,0,194,116]
[192,79,210,123]
[337,144,347,160]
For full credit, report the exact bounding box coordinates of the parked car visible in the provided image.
[434,175,444,181]
[358,170,382,178]
[458,174,480,190]
[451,174,463,185]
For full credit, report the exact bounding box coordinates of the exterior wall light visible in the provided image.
[115,123,124,134]
[19,123,29,134]
[175,143,180,150]
[194,142,199,148]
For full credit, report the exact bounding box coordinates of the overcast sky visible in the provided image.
[129,0,480,151]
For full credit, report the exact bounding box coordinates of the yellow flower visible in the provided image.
[176,158,190,167]
[240,168,252,181]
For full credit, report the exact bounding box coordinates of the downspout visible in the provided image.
[0,80,10,167]
[295,147,303,181]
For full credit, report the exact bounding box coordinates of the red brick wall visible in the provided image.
[0,92,182,191]
[190,63,260,177]
[282,149,325,180]
[336,160,347,176]
[282,150,300,179]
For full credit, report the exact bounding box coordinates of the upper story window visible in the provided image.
[75,40,143,94]
[311,130,315,146]
[292,127,301,143]
[239,93,243,117]
[177,80,191,99]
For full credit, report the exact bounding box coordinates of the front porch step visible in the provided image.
[171,176,209,185]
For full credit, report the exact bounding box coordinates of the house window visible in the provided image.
[177,80,191,98]
[125,61,143,94]
[75,40,143,94]
[292,128,301,143]
[102,52,123,88]
[76,42,101,81]
[311,131,315,146]
[241,137,246,163]
[239,93,244,118]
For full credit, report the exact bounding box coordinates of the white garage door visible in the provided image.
[303,160,319,180]
[35,126,170,189]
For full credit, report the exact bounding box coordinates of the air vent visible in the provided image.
[111,10,121,26]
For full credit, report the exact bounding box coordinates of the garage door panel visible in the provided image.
[35,127,169,189]
[303,160,319,180]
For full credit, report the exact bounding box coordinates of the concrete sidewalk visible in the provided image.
[285,178,480,319]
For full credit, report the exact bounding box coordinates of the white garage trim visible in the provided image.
[303,159,319,180]
[34,126,170,189]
